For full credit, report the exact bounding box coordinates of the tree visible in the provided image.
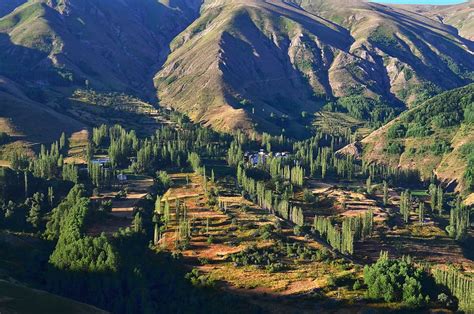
[400,190,411,223]
[48,186,54,207]
[364,252,427,307]
[366,176,372,194]
[436,186,444,215]
[429,183,437,212]
[187,152,201,172]
[418,202,425,224]
[132,213,143,233]
[155,196,162,214]
[433,266,474,312]
[383,180,389,206]
[446,198,470,241]
[152,214,160,245]
[59,132,68,151]
[24,171,29,198]
[27,203,41,229]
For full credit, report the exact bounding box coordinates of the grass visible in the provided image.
[313,111,370,139]
[0,2,43,30]
[65,130,89,164]
[0,280,106,314]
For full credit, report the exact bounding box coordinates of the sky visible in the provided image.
[370,0,466,4]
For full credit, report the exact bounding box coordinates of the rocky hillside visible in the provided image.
[155,0,473,134]
[0,0,201,92]
[0,0,202,140]
[356,83,474,192]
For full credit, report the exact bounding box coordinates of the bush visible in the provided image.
[386,142,404,155]
[156,171,171,190]
[303,188,316,203]
[230,245,281,269]
[206,235,214,244]
[185,269,215,288]
[405,123,431,137]
[353,280,362,290]
[255,224,276,240]
[293,225,303,236]
[266,262,285,273]
[387,123,406,139]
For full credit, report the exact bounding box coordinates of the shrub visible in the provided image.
[293,225,303,236]
[255,224,276,240]
[230,245,282,269]
[303,188,316,203]
[405,123,431,137]
[387,122,406,139]
[156,171,171,190]
[353,280,362,290]
[206,235,214,244]
[386,142,404,155]
[266,262,285,273]
[185,269,215,288]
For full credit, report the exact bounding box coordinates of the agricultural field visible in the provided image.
[154,164,473,312]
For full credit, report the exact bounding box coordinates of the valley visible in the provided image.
[0,0,472,313]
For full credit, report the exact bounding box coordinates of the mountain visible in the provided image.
[155,0,474,134]
[0,76,84,143]
[0,0,201,92]
[0,0,473,139]
[350,83,474,192]
[0,0,201,141]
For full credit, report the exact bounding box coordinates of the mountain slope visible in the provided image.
[0,0,473,139]
[0,280,106,314]
[155,0,353,135]
[0,0,27,18]
[155,0,474,135]
[393,0,474,41]
[0,75,85,143]
[0,0,201,93]
[0,0,202,142]
[358,83,474,192]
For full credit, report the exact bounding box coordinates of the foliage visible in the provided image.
[185,268,216,288]
[432,267,473,312]
[363,252,428,307]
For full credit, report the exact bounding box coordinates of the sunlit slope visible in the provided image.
[156,0,473,134]
[360,84,474,191]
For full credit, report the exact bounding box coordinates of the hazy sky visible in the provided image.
[370,0,466,4]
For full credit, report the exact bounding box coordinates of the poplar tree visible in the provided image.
[418,202,425,224]
[155,196,162,214]
[436,186,443,215]
[429,183,437,212]
[383,180,388,206]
